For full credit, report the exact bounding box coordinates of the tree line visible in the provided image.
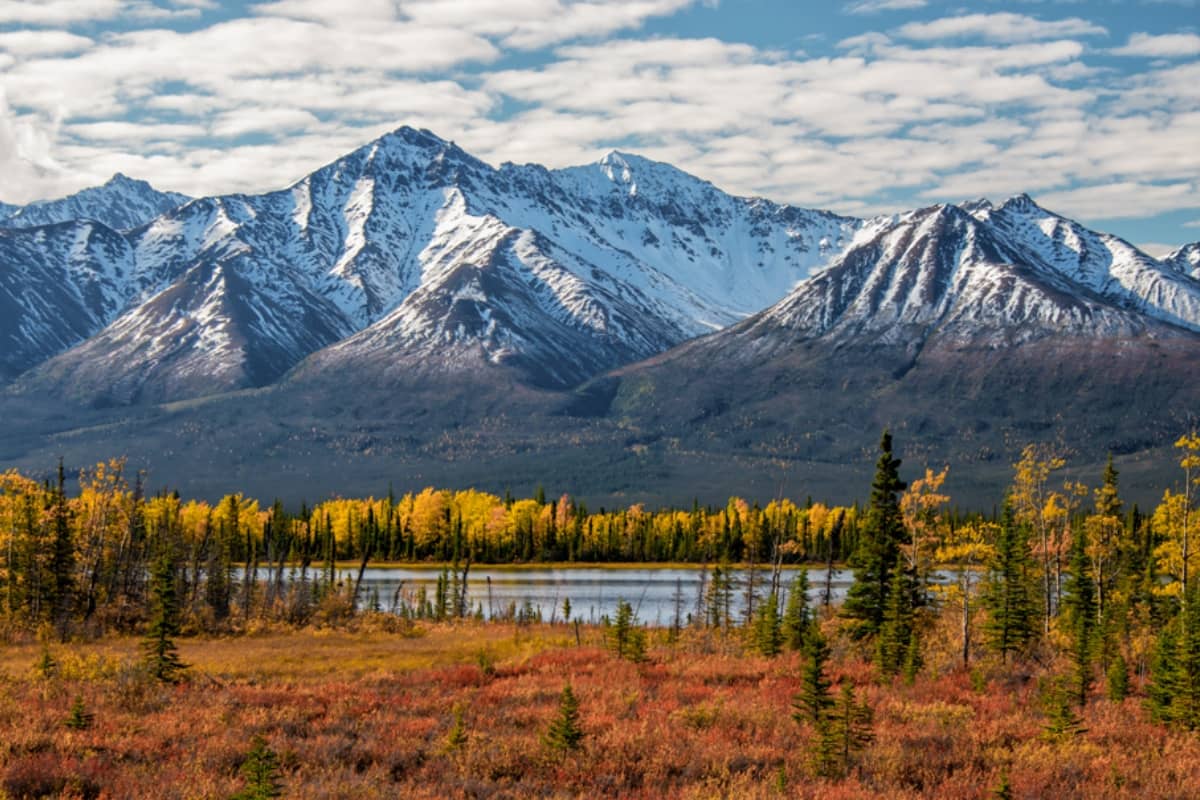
[1,432,1199,732]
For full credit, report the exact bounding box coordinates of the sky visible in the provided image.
[0,0,1197,253]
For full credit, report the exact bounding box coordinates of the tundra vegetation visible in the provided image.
[0,433,1198,798]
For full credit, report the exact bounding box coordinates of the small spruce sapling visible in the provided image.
[65,695,93,730]
[35,647,57,680]
[1107,653,1129,703]
[233,735,283,800]
[543,683,584,753]
[445,705,468,752]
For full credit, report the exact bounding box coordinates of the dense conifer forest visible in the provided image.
[1,432,1198,797]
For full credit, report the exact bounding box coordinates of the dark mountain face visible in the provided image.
[580,201,1200,500]
[0,128,1198,506]
[0,221,137,381]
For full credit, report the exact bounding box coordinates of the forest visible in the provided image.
[0,431,1198,798]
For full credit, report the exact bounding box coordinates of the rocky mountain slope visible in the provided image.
[1,128,1198,505]
[4,127,861,402]
[1167,242,1200,281]
[0,174,189,231]
[589,197,1200,483]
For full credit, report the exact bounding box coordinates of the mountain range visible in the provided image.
[1,126,1197,506]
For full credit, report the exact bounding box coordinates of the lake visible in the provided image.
[277,565,862,626]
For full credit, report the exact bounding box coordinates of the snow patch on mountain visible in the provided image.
[753,203,1184,356]
[5,125,1198,404]
[1165,242,1200,281]
[967,195,1200,333]
[0,174,189,231]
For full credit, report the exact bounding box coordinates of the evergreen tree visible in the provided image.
[842,431,907,640]
[435,567,449,621]
[142,552,187,684]
[49,460,74,637]
[206,514,232,622]
[793,627,834,725]
[445,706,468,751]
[233,735,283,800]
[64,695,93,730]
[1107,653,1129,703]
[877,560,920,679]
[1181,588,1200,728]
[1153,584,1200,728]
[754,591,783,657]
[543,684,584,752]
[1063,521,1096,705]
[1147,622,1181,723]
[782,570,810,651]
[607,599,646,662]
[828,683,873,775]
[983,499,1037,662]
[705,564,729,629]
[992,771,1014,800]
[35,647,57,680]
[1041,677,1087,741]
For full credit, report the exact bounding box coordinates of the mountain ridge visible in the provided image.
[4,125,864,400]
[1,126,1198,506]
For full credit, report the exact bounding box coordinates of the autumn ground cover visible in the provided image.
[2,616,1198,800]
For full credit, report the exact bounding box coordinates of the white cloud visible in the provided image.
[1112,32,1200,58]
[896,13,1107,43]
[0,0,123,25]
[846,0,928,14]
[66,120,208,143]
[0,90,79,204]
[124,1,206,20]
[252,0,700,49]
[0,30,93,56]
[209,108,321,139]
[0,0,1195,237]
[400,0,700,49]
[1138,242,1183,258]
[1037,181,1200,220]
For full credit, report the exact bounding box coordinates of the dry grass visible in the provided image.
[1,623,1198,799]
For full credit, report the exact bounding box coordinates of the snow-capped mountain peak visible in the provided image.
[1166,242,1200,281]
[0,174,190,232]
[3,128,1198,407]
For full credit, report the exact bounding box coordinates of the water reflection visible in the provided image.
[257,566,862,626]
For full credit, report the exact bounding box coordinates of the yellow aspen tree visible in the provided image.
[934,520,997,668]
[900,467,950,586]
[1085,457,1123,631]
[1177,432,1200,612]
[1011,445,1065,631]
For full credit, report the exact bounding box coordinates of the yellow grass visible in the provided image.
[0,623,578,684]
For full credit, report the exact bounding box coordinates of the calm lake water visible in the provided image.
[269,566,862,626]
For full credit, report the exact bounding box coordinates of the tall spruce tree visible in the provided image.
[49,460,74,638]
[754,590,783,657]
[842,431,907,640]
[793,627,834,725]
[1147,621,1181,723]
[782,570,811,651]
[143,552,186,683]
[828,683,873,776]
[877,560,921,680]
[983,499,1037,663]
[1063,520,1096,705]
